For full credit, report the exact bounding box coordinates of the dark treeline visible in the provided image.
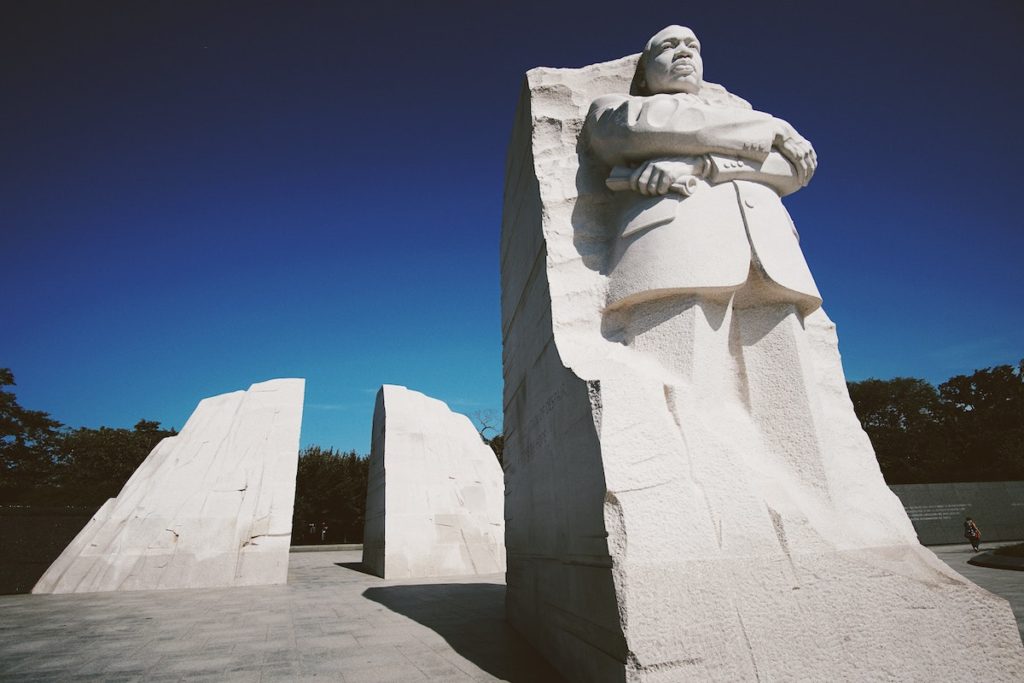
[848,360,1023,484]
[292,446,368,544]
[0,369,177,506]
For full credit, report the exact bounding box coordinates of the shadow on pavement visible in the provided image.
[334,561,378,576]
[363,583,565,682]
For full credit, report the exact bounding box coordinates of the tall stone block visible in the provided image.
[501,35,1023,682]
[362,385,505,579]
[33,378,304,594]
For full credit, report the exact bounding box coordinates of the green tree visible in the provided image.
[849,359,1024,484]
[847,377,950,484]
[293,446,369,543]
[938,360,1024,481]
[0,368,62,503]
[51,420,177,505]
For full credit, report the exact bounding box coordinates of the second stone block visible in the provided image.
[362,384,505,579]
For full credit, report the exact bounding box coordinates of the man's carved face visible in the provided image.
[643,25,703,95]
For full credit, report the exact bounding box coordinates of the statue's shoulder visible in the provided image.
[590,93,631,112]
[699,81,753,110]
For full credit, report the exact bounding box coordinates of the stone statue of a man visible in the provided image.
[501,24,1024,681]
[587,25,821,319]
[586,24,831,478]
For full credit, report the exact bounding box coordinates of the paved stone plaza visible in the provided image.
[0,550,561,682]
[0,546,1019,681]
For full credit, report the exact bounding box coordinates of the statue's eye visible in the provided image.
[660,41,677,51]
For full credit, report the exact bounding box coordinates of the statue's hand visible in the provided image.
[630,157,705,196]
[774,121,817,187]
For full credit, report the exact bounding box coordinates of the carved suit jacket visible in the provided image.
[586,92,821,315]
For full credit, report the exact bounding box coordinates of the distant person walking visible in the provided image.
[964,517,981,552]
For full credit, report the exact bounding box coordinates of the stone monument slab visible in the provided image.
[33,378,304,593]
[362,385,505,579]
[501,25,1024,681]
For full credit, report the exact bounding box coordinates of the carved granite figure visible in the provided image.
[587,24,832,498]
[588,24,819,315]
[500,24,1024,682]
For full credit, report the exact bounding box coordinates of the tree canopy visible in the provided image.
[848,359,1023,484]
[53,420,177,505]
[1,369,63,502]
[293,446,368,543]
[1,368,178,505]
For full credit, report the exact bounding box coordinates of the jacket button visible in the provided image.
[744,198,755,208]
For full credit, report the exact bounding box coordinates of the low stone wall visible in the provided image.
[889,481,1024,545]
[0,506,97,594]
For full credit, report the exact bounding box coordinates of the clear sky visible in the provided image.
[3,1,1022,454]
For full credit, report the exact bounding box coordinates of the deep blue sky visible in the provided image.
[3,1,1022,453]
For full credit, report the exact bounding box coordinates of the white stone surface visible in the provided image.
[362,384,505,579]
[501,26,1024,682]
[33,378,305,594]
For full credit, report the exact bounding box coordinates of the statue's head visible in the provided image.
[631,25,703,96]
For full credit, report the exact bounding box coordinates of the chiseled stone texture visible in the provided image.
[33,378,305,594]
[362,385,505,579]
[501,54,1024,681]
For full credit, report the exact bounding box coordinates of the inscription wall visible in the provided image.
[889,481,1024,545]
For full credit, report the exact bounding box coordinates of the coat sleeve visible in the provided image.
[586,93,780,167]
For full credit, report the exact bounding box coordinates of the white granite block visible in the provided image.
[33,378,305,593]
[362,385,505,579]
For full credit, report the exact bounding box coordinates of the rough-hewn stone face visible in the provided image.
[33,378,305,594]
[362,385,505,579]
[501,48,1024,681]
